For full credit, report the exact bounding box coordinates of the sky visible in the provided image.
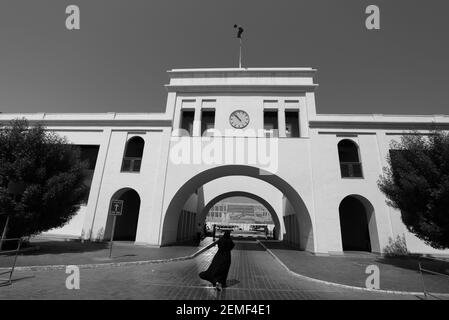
[0,0,448,115]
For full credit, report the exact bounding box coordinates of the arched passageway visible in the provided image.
[105,188,141,241]
[161,165,314,251]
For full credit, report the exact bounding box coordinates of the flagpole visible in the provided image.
[239,38,242,69]
[234,24,244,69]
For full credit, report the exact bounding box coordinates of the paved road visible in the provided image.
[0,241,418,300]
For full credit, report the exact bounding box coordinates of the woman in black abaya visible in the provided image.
[199,230,234,291]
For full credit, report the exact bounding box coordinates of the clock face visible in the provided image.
[229,110,250,129]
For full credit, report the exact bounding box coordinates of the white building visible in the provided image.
[1,67,448,255]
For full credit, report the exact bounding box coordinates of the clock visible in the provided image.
[229,110,250,129]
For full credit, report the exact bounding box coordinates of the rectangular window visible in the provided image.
[78,145,100,204]
[285,110,300,138]
[180,110,195,136]
[79,145,100,170]
[201,110,215,136]
[264,111,278,137]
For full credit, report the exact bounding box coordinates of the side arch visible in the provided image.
[104,187,141,241]
[338,194,380,252]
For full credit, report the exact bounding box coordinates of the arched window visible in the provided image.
[121,136,145,172]
[338,140,363,178]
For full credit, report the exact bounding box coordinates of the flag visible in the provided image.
[234,24,244,39]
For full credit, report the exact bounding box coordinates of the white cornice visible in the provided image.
[0,116,172,128]
[168,67,317,74]
[165,84,318,93]
[309,120,449,130]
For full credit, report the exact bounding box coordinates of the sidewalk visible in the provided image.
[0,237,214,269]
[261,241,449,294]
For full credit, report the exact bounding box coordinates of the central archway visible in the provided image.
[161,165,314,251]
[200,191,282,240]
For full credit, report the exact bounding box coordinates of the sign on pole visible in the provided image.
[110,200,124,216]
[108,200,124,258]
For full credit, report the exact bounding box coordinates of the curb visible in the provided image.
[1,240,217,272]
[257,240,449,298]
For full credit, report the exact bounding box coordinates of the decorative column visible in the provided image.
[278,103,286,138]
[193,102,202,137]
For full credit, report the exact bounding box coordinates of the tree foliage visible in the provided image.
[378,131,449,249]
[0,119,87,238]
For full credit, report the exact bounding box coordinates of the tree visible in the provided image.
[0,119,88,241]
[378,131,449,249]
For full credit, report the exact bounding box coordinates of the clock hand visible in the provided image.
[235,114,243,122]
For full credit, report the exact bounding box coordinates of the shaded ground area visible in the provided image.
[0,240,419,300]
[211,231,272,240]
[261,241,449,294]
[0,237,214,268]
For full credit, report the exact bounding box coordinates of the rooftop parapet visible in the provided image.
[165,67,318,93]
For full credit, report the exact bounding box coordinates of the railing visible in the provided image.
[121,157,142,172]
[340,162,363,178]
[264,129,279,138]
[418,262,449,299]
[0,238,23,286]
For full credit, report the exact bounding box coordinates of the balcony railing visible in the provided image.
[264,129,279,138]
[340,162,363,178]
[121,157,142,172]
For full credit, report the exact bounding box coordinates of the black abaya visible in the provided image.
[199,236,234,287]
